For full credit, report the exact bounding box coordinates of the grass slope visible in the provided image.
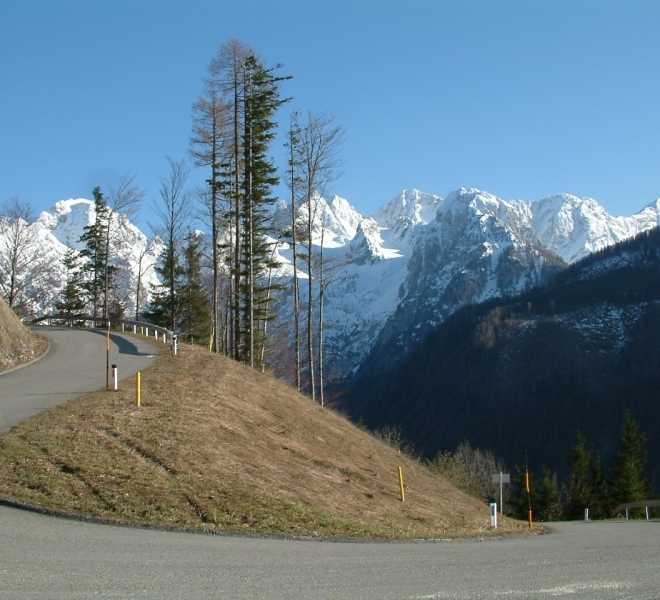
[0,341,529,539]
[0,298,47,372]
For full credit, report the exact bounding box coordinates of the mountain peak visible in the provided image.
[372,189,442,229]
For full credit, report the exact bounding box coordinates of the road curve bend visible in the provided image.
[0,326,159,433]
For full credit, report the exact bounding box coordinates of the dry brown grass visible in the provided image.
[0,298,47,372]
[0,341,533,539]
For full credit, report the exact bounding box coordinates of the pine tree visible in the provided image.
[611,412,651,516]
[535,467,562,522]
[55,245,86,322]
[207,39,253,360]
[588,449,611,519]
[78,187,115,319]
[238,54,290,367]
[563,432,592,520]
[179,233,211,344]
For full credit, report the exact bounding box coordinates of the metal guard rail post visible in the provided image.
[28,314,175,348]
[612,500,660,520]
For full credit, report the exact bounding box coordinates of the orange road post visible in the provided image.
[398,466,405,502]
[525,451,533,528]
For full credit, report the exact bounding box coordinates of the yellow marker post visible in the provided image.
[136,372,141,407]
[398,466,405,502]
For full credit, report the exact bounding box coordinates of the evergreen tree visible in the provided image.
[588,449,611,519]
[238,54,290,367]
[207,38,253,360]
[55,245,86,322]
[535,467,562,522]
[179,233,211,344]
[563,432,592,520]
[143,244,183,332]
[611,412,651,515]
[78,187,115,318]
[107,296,126,319]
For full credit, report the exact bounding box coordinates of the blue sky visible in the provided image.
[2,0,660,230]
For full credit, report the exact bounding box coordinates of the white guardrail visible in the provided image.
[29,314,177,351]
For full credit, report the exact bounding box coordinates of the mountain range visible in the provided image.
[1,198,161,320]
[3,188,659,388]
[270,188,660,385]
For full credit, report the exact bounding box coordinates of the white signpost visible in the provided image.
[492,471,510,515]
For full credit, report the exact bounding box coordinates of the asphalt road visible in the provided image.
[1,328,659,599]
[0,326,160,433]
[0,513,658,599]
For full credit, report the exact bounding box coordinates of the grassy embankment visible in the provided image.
[0,299,48,373]
[0,340,532,539]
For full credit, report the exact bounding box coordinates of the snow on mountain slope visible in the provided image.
[7,199,162,318]
[530,193,658,263]
[274,187,660,381]
[2,188,658,382]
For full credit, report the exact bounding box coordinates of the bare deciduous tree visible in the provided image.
[0,197,48,316]
[150,157,195,332]
[291,111,344,403]
[190,84,233,353]
[101,172,145,319]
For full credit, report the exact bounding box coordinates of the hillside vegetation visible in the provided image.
[0,296,46,372]
[0,341,528,539]
[344,228,660,487]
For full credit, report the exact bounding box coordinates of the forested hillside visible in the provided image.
[343,227,660,490]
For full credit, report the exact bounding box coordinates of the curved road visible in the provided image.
[0,326,159,433]
[1,329,659,599]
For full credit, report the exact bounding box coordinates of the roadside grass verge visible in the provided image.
[0,341,531,539]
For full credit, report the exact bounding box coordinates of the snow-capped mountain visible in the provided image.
[2,198,162,319]
[270,188,660,382]
[2,189,658,384]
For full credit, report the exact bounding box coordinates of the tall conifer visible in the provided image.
[56,245,86,321]
[611,412,651,513]
[79,187,115,318]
